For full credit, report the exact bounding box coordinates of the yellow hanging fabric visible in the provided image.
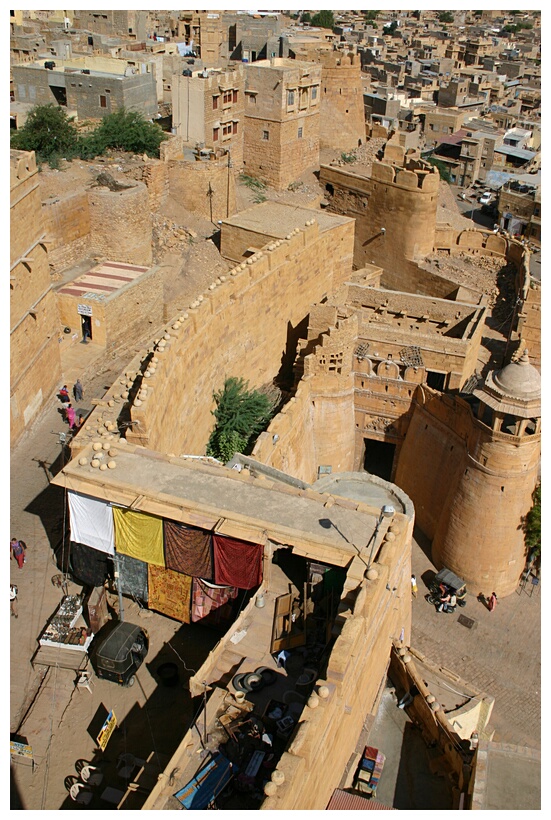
[113,507,165,567]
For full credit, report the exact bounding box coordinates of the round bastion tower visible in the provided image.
[432,349,541,597]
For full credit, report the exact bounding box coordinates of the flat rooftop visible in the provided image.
[53,445,407,567]
[222,201,352,238]
[56,261,152,304]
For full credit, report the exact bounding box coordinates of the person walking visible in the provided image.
[59,385,70,403]
[10,538,26,569]
[73,379,84,403]
[66,404,76,429]
[488,591,498,612]
[411,574,418,598]
[10,584,18,618]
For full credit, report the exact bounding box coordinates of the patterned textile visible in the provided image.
[115,552,148,602]
[164,520,213,578]
[191,578,238,623]
[213,534,263,589]
[68,491,115,555]
[113,507,164,567]
[147,564,192,623]
[70,541,111,588]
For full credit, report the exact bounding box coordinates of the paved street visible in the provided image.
[411,530,540,749]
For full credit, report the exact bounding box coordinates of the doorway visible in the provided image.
[363,438,396,482]
[81,315,92,343]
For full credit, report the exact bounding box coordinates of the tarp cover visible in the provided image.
[148,564,192,623]
[213,534,263,589]
[163,519,213,578]
[113,507,164,566]
[68,491,115,555]
[70,541,111,588]
[115,553,148,602]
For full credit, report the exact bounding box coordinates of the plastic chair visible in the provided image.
[80,765,104,787]
[69,782,94,805]
[76,670,93,694]
[116,753,145,780]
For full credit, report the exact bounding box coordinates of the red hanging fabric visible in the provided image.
[213,534,263,589]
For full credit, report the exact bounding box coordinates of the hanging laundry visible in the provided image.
[191,578,238,623]
[113,507,164,566]
[213,534,263,589]
[116,553,148,603]
[68,491,115,555]
[70,541,111,587]
[147,564,192,623]
[164,520,213,578]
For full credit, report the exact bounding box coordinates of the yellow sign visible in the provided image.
[10,741,33,759]
[97,710,117,751]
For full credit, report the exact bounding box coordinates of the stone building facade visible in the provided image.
[12,62,157,121]
[243,58,322,190]
[172,64,245,167]
[10,150,61,445]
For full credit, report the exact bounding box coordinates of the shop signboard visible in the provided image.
[97,710,117,751]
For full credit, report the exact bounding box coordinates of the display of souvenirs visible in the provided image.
[39,594,92,651]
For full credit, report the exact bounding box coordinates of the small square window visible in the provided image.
[263,130,269,140]
[287,90,295,106]
[311,86,318,100]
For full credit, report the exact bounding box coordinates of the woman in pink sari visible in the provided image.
[488,592,497,612]
[66,404,76,429]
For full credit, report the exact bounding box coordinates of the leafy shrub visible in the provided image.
[206,377,276,462]
[10,104,79,165]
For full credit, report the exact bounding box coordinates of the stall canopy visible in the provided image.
[163,520,213,578]
[213,534,263,589]
[113,507,165,566]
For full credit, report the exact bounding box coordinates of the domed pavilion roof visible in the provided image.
[473,349,541,419]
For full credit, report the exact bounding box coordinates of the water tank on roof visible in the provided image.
[182,69,192,76]
[44,61,56,70]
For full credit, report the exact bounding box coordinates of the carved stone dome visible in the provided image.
[491,349,541,400]
[473,349,541,419]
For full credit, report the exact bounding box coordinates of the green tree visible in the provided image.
[383,20,399,34]
[301,12,311,23]
[438,12,454,24]
[426,156,451,182]
[206,377,277,462]
[311,10,335,29]
[524,485,541,557]
[78,108,167,159]
[10,104,79,165]
[364,11,379,22]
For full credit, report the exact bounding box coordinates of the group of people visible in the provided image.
[436,583,457,613]
[58,380,85,430]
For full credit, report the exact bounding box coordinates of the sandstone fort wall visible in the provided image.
[320,162,439,270]
[88,181,152,265]
[396,387,540,596]
[168,158,236,222]
[42,191,91,274]
[10,149,61,444]
[120,218,355,456]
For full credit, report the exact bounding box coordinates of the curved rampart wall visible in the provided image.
[88,181,152,265]
[320,161,439,270]
[395,386,540,596]
[111,217,355,456]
